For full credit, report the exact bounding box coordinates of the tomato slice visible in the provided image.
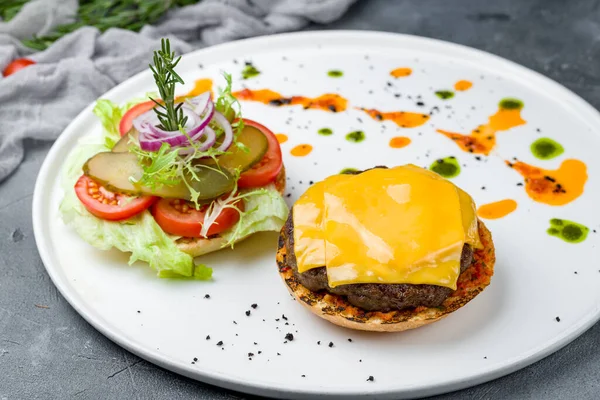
[151,197,243,237]
[119,100,156,136]
[75,175,156,221]
[3,58,35,77]
[237,119,283,188]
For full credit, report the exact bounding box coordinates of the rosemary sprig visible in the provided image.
[149,38,187,131]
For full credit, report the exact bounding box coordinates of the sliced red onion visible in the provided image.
[187,92,211,115]
[178,127,217,156]
[211,111,234,152]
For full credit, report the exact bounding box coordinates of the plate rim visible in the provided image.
[32,30,600,399]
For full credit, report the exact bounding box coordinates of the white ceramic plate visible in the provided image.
[33,31,600,399]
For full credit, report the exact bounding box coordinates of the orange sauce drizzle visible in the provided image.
[436,102,526,155]
[233,89,347,112]
[389,136,412,148]
[454,80,473,91]
[186,78,213,99]
[508,159,587,206]
[358,107,429,128]
[390,67,412,78]
[275,134,288,144]
[477,199,517,219]
[291,144,313,157]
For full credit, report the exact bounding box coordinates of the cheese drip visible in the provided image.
[292,165,481,290]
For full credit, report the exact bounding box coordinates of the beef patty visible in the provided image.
[283,180,475,312]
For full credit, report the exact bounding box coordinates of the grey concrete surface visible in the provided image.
[1,0,599,399]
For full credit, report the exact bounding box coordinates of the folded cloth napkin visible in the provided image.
[0,0,355,182]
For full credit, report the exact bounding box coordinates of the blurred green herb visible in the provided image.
[2,0,197,51]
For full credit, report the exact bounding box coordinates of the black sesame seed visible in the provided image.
[317,341,321,345]
[556,317,561,322]
[481,186,486,190]
[217,341,223,346]
[484,356,487,359]
[416,101,425,107]
[246,310,251,316]
[204,294,210,299]
[233,321,237,325]
[574,271,578,274]
[475,156,482,161]
[258,351,262,354]
[517,182,524,186]
[277,352,281,356]
[285,333,294,341]
[301,374,306,378]
[348,338,352,342]
[328,342,334,348]
[251,303,258,309]
[206,335,210,340]
[309,181,314,185]
[282,314,288,320]
[367,376,374,382]
[248,352,254,357]
[137,310,141,314]
[359,359,362,362]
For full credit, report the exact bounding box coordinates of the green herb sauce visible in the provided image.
[242,62,260,79]
[327,70,343,78]
[547,218,589,243]
[429,156,460,178]
[340,168,358,175]
[499,98,524,110]
[435,90,454,100]
[530,138,564,160]
[318,128,333,136]
[345,130,365,143]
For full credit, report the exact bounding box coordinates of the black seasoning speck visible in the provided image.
[258,351,262,354]
[475,156,482,161]
[233,321,237,325]
[394,93,401,98]
[301,374,306,378]
[193,357,198,362]
[416,101,425,107]
[484,356,488,359]
[574,271,578,274]
[204,294,210,299]
[556,317,561,322]
[285,333,294,341]
[282,314,288,321]
[285,322,289,326]
[275,318,280,322]
[277,352,281,356]
[251,303,258,309]
[593,230,597,233]
[198,63,204,69]
[317,341,321,345]
[481,186,486,190]
[248,352,254,357]
[517,182,524,186]
[367,376,374,382]
[328,342,334,348]
[245,310,251,316]
[536,128,541,132]
[137,310,141,314]
[309,181,314,185]
[348,338,352,342]
[206,335,210,340]
[359,359,362,362]
[286,193,291,198]
[217,341,223,346]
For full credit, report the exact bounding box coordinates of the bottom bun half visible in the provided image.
[276,219,495,332]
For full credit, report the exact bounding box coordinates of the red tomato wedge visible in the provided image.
[118,100,156,136]
[3,58,36,77]
[75,175,156,221]
[237,119,283,188]
[151,197,243,237]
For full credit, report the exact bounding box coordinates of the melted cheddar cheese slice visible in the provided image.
[292,165,481,290]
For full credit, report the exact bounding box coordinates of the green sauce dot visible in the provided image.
[242,63,261,79]
[531,138,564,160]
[547,218,589,244]
[328,70,343,78]
[499,98,524,110]
[346,131,365,143]
[340,168,358,175]
[435,90,454,100]
[318,128,333,136]
[429,157,461,178]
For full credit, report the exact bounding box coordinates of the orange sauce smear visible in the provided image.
[477,199,517,219]
[275,134,288,144]
[389,136,411,148]
[359,107,429,128]
[291,144,313,157]
[508,159,587,206]
[437,103,526,155]
[454,80,473,91]
[186,78,213,99]
[390,67,412,78]
[233,89,347,112]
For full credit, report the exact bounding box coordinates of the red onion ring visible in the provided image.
[211,111,234,152]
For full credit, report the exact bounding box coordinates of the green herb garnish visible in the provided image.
[149,38,187,132]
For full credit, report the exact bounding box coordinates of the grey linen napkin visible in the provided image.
[0,0,356,182]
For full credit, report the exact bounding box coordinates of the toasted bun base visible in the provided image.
[276,220,495,332]
[176,165,286,257]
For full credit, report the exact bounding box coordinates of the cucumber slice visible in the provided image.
[83,152,234,200]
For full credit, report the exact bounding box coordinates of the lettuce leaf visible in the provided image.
[59,140,212,279]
